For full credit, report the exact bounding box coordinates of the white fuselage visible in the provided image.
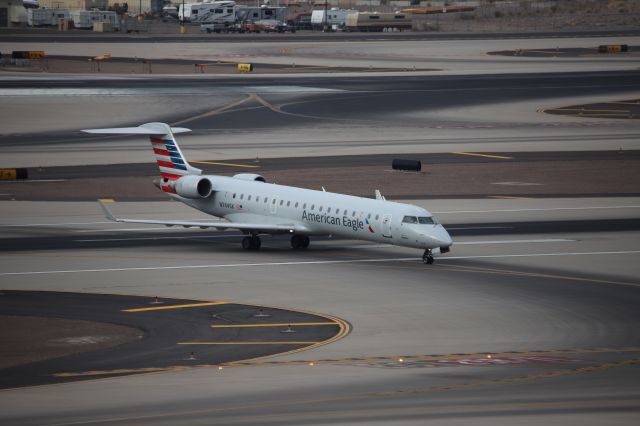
[178,175,452,251]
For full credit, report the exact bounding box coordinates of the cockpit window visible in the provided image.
[402,216,418,224]
[418,216,436,225]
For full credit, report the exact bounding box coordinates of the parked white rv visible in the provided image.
[27,8,69,26]
[179,1,237,23]
[236,6,287,23]
[311,8,356,30]
[71,10,119,30]
[345,12,411,32]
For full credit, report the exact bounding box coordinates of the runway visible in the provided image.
[0,197,639,425]
[2,71,640,168]
[1,33,640,425]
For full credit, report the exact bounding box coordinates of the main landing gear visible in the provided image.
[422,249,434,265]
[241,235,261,250]
[241,234,310,251]
[290,234,310,250]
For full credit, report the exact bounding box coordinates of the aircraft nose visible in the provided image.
[418,225,452,249]
[435,225,453,248]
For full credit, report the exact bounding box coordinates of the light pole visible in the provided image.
[323,0,328,32]
[181,0,186,33]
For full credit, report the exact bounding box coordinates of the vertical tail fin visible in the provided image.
[82,122,201,194]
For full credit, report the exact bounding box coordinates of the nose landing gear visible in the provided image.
[422,249,434,265]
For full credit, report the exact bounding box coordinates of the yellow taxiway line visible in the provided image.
[123,301,228,313]
[451,152,513,160]
[211,322,337,328]
[178,341,320,345]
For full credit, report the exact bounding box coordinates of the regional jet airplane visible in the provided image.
[83,122,452,264]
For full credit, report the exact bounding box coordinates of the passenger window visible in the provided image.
[352,211,356,217]
[280,200,284,206]
[233,193,236,199]
[311,204,315,210]
[375,214,379,220]
[303,203,307,209]
[336,209,340,215]
[248,195,252,201]
[287,201,291,207]
[367,213,371,219]
[295,202,299,208]
[240,194,244,200]
[319,206,323,212]
[272,199,276,204]
[265,198,269,203]
[327,207,331,213]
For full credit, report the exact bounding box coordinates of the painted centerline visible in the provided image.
[123,302,228,312]
[178,341,320,345]
[1,250,639,277]
[451,152,513,160]
[211,322,337,328]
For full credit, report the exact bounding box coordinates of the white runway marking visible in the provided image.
[1,250,639,277]
[455,239,574,245]
[435,206,640,214]
[446,226,511,230]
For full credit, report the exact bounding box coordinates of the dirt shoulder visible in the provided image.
[0,315,142,369]
[2,159,639,201]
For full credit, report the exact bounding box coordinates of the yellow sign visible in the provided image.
[94,54,112,61]
[237,63,253,73]
[0,169,17,180]
[599,45,628,54]
[26,51,46,59]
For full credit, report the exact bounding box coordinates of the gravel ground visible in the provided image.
[2,159,639,201]
[0,315,142,369]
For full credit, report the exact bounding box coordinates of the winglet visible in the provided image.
[375,190,386,201]
[97,199,118,222]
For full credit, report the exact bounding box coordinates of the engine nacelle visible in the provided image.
[233,173,266,183]
[170,175,213,199]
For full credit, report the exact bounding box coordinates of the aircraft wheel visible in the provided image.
[422,250,434,265]
[291,235,308,250]
[242,236,252,250]
[250,235,261,250]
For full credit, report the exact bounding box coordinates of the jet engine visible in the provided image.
[169,175,213,199]
[233,173,266,182]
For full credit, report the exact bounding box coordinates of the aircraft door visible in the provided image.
[382,214,392,238]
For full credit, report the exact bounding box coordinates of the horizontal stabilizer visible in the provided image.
[82,122,191,135]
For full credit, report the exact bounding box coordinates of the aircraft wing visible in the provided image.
[98,201,303,233]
